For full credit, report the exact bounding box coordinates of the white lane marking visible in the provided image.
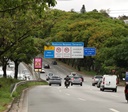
[109,108,120,112]
[78,98,86,101]
[110,94,119,98]
[65,93,70,96]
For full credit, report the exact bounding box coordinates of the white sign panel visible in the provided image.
[49,42,84,59]
[63,46,71,58]
[55,46,63,58]
[71,47,84,58]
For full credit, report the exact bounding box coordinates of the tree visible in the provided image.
[0,0,56,78]
[80,5,86,13]
[0,0,56,56]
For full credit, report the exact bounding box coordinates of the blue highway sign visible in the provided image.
[44,50,54,58]
[84,47,96,56]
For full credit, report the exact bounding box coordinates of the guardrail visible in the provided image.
[10,81,27,97]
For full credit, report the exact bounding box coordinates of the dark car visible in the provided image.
[92,75,103,86]
[51,61,57,65]
[48,76,62,86]
[44,64,50,69]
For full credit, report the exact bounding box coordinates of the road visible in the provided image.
[20,59,127,112]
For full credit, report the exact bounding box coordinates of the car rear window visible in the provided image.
[74,77,81,79]
[95,76,102,78]
[49,73,53,76]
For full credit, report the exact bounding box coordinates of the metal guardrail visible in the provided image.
[10,81,27,97]
[10,62,41,97]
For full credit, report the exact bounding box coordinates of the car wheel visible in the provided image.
[80,83,82,86]
[71,83,73,86]
[59,84,61,86]
[92,83,95,86]
[49,84,51,86]
[114,88,117,92]
[100,88,104,91]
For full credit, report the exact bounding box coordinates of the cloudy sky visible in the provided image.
[53,0,128,17]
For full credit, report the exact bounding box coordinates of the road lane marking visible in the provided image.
[110,94,119,97]
[78,98,86,101]
[109,108,120,112]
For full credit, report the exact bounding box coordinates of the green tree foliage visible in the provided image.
[40,9,128,75]
[0,0,56,78]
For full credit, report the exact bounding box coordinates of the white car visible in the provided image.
[100,75,117,92]
[40,68,45,73]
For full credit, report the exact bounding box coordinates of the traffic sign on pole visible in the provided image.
[63,47,71,58]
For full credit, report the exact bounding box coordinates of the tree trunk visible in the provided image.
[2,64,7,78]
[71,59,75,67]
[77,65,81,71]
[14,60,19,79]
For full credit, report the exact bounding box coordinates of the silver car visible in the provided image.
[70,76,82,86]
[92,75,103,86]
[46,72,54,81]
[49,76,62,86]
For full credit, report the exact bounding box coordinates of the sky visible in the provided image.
[52,0,128,17]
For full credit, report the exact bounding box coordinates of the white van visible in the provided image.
[100,75,117,92]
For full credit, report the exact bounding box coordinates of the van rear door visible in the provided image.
[104,75,117,88]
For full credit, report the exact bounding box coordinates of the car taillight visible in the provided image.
[71,78,74,80]
[116,78,119,84]
[79,78,82,81]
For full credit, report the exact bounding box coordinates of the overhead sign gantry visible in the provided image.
[44,42,84,58]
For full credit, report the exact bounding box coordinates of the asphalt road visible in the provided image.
[20,59,128,112]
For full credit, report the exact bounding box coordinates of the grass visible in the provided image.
[0,78,48,112]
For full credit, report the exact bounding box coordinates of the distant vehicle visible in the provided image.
[51,61,57,65]
[68,74,74,80]
[92,75,103,86]
[48,75,62,86]
[8,62,15,68]
[18,75,25,80]
[77,75,84,82]
[100,75,117,92]
[46,72,54,81]
[22,69,30,80]
[70,76,82,86]
[40,67,45,73]
[44,64,50,69]
[70,72,77,76]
